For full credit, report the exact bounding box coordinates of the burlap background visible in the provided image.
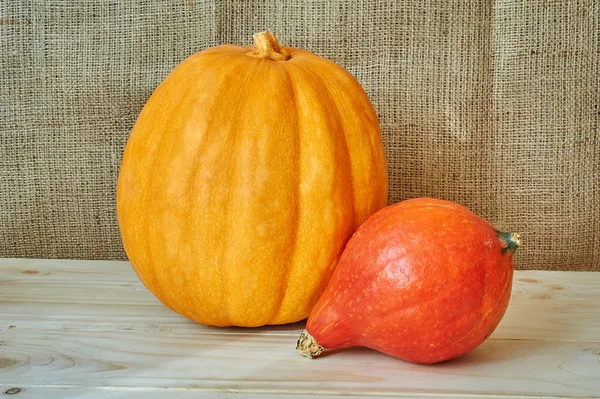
[1,1,598,270]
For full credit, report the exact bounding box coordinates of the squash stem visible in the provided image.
[296,330,324,358]
[496,230,521,255]
[247,31,291,61]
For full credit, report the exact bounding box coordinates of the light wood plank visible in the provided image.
[0,386,583,399]
[0,258,302,335]
[1,259,598,341]
[9,387,566,399]
[1,327,600,397]
[1,258,600,398]
[3,259,598,302]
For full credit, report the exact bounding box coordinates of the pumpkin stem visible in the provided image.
[496,231,521,255]
[247,31,291,61]
[296,330,324,358]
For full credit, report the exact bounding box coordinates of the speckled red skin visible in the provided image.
[306,198,515,364]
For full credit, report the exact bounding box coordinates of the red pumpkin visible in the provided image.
[297,198,520,364]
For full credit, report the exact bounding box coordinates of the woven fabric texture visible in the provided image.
[1,1,598,270]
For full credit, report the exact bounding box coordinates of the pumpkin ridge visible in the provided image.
[292,61,358,299]
[138,78,202,305]
[184,55,256,325]
[299,62,358,233]
[220,58,263,326]
[132,52,247,322]
[214,57,299,326]
[268,66,301,324]
[122,108,164,299]
[326,65,388,223]
[268,61,348,321]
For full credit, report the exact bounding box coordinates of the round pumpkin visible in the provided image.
[116,32,388,327]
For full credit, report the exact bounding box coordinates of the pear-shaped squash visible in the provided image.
[298,198,519,363]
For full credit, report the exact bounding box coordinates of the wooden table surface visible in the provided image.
[0,258,599,398]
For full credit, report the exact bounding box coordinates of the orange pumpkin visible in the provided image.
[116,32,388,327]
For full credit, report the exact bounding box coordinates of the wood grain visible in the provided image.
[1,386,472,399]
[1,258,599,398]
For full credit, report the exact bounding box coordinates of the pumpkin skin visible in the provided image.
[116,32,388,327]
[297,198,519,363]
